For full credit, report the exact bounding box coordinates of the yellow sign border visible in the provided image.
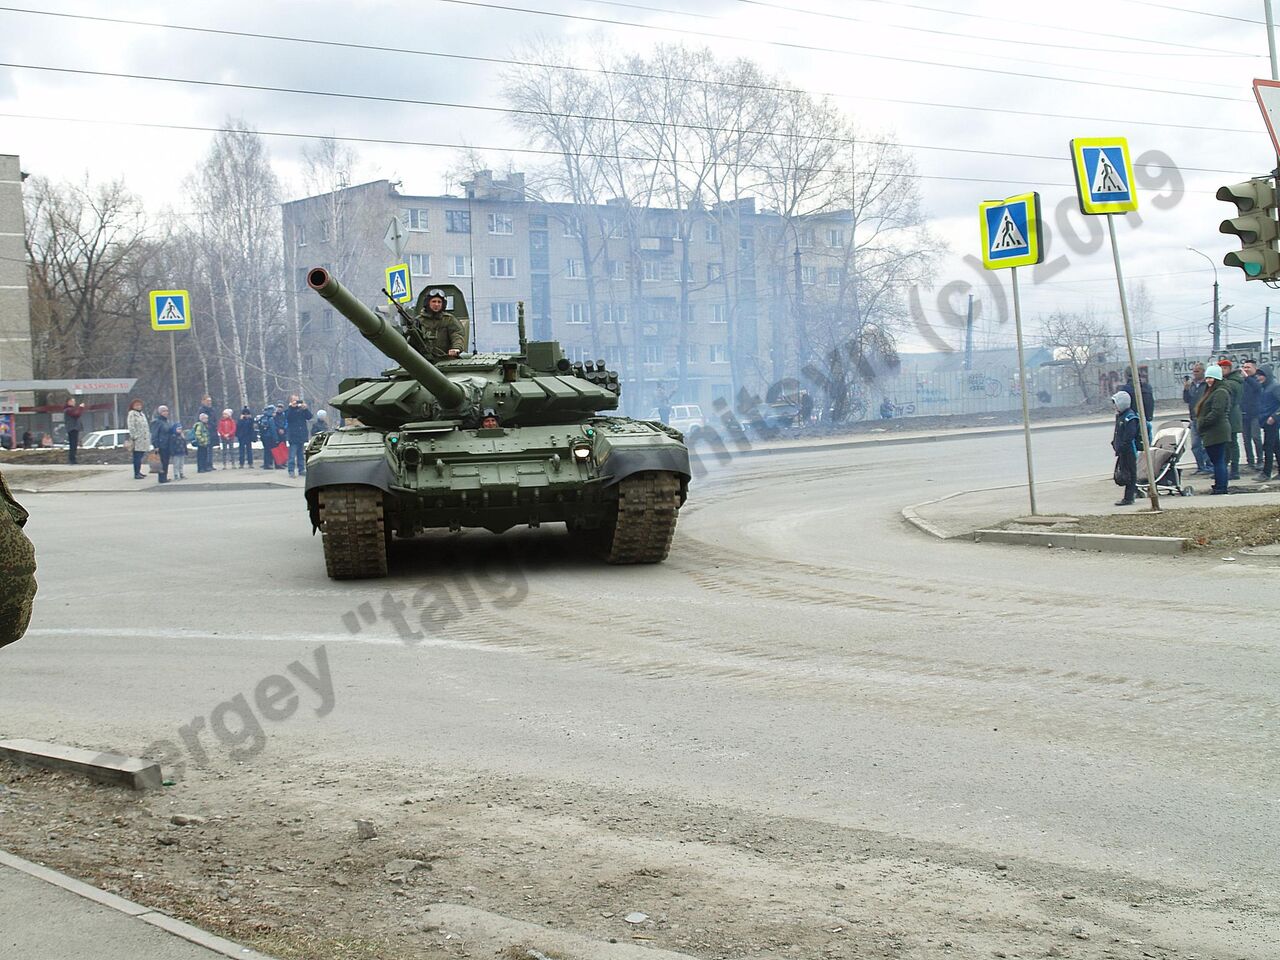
[149,289,191,331]
[1070,137,1138,216]
[978,192,1042,270]
[386,263,412,304]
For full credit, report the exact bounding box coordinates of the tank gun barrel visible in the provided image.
[307,268,466,409]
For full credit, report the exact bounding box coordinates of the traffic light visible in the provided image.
[1218,177,1280,280]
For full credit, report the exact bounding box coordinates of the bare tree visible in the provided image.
[1040,308,1114,403]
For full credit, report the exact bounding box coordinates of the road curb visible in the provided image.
[0,739,162,790]
[900,475,1101,541]
[0,849,275,959]
[972,528,1190,555]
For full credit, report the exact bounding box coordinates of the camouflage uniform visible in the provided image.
[406,290,466,360]
[0,468,37,649]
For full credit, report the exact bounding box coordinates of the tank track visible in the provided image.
[603,471,682,564]
[319,485,388,579]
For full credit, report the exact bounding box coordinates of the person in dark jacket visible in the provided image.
[235,406,256,468]
[63,397,85,464]
[169,421,188,480]
[259,405,278,470]
[1241,359,1262,469]
[150,405,172,483]
[1196,365,1232,494]
[283,395,312,477]
[271,405,289,468]
[1120,368,1154,442]
[1219,359,1244,480]
[310,409,331,437]
[1110,390,1141,506]
[196,394,216,471]
[1255,365,1280,481]
[1182,364,1210,472]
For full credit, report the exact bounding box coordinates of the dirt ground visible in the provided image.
[1066,504,1280,548]
[0,448,132,466]
[0,757,1248,960]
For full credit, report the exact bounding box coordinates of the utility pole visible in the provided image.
[1268,0,1279,81]
[1265,306,1272,354]
[1156,331,1161,359]
[963,294,974,370]
[1213,276,1221,354]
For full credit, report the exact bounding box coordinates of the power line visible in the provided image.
[428,0,1253,102]
[1,61,1250,178]
[1115,1,1264,25]
[733,0,1262,58]
[0,7,1259,135]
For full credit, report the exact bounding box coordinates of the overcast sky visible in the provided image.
[2,0,1276,354]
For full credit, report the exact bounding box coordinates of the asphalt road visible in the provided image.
[3,422,1277,955]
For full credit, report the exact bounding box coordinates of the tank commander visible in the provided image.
[480,408,500,430]
[406,287,466,360]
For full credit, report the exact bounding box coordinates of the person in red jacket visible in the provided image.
[216,408,237,468]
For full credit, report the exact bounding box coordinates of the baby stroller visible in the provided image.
[1136,418,1195,497]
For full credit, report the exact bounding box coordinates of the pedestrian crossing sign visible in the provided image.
[1070,137,1138,215]
[149,289,191,331]
[386,263,412,304]
[978,192,1042,270]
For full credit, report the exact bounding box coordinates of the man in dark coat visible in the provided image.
[1241,359,1262,469]
[235,406,256,468]
[197,394,217,471]
[259,405,278,470]
[1255,365,1280,481]
[62,397,85,464]
[1110,391,1141,506]
[1182,363,1210,472]
[284,395,312,477]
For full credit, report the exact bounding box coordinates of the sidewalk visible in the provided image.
[0,849,272,959]
[0,462,304,495]
[905,475,1280,540]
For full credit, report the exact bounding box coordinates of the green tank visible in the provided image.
[303,268,691,579]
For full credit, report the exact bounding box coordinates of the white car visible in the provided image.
[78,429,131,449]
[647,404,706,435]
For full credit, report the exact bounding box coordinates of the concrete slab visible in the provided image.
[0,739,162,790]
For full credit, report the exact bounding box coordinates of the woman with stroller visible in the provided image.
[1195,364,1231,495]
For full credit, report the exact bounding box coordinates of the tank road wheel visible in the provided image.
[602,471,682,564]
[318,485,388,579]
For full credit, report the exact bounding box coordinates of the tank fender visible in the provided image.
[304,458,394,529]
[597,446,691,501]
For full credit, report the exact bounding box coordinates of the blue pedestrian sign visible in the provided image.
[1070,137,1138,215]
[386,263,412,304]
[149,289,191,331]
[978,192,1042,270]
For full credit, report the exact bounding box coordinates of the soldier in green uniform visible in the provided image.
[0,467,37,649]
[405,287,466,360]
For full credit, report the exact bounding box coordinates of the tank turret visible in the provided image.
[307,268,465,409]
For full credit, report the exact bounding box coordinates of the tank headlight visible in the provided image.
[571,443,592,460]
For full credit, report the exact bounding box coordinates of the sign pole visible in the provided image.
[1009,266,1037,515]
[169,331,181,424]
[1106,215,1160,511]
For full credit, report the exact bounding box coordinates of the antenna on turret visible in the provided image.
[517,300,527,354]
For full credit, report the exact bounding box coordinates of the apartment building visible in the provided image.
[282,171,855,416]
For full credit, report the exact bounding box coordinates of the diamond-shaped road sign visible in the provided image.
[384,216,406,260]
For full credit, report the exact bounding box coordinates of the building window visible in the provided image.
[706,262,723,283]
[491,302,517,324]
[295,223,307,247]
[607,259,628,281]
[642,260,661,282]
[605,345,626,365]
[489,257,515,278]
[529,213,547,228]
[565,258,584,279]
[642,342,663,364]
[826,267,841,286]
[801,265,818,285]
[321,309,334,331]
[561,216,580,238]
[402,208,430,232]
[410,253,431,276]
[711,303,727,324]
[445,210,471,233]
[317,219,330,243]
[488,213,513,235]
[709,344,728,363]
[567,303,588,324]
[448,255,472,277]
[601,303,629,324]
[704,221,720,243]
[299,310,311,331]
[798,227,815,247]
[827,228,844,247]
